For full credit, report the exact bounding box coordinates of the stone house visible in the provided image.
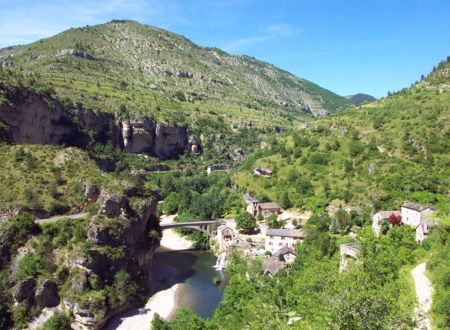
[216,225,248,251]
[258,202,281,218]
[243,194,259,216]
[339,243,360,272]
[265,228,304,253]
[401,201,437,243]
[217,225,234,246]
[263,246,297,276]
[254,166,273,177]
[372,210,401,236]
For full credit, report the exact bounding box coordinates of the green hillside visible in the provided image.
[0,20,349,127]
[233,57,450,212]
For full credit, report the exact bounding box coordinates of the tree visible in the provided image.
[236,212,257,233]
[280,191,291,209]
[388,213,402,226]
[330,217,340,234]
[162,192,179,215]
[41,312,72,330]
[266,214,281,229]
[335,207,350,232]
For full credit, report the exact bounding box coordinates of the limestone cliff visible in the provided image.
[0,86,80,145]
[0,85,200,159]
[67,193,160,328]
[122,119,200,158]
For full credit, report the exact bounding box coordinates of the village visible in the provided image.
[205,166,439,276]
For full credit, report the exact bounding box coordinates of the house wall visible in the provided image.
[401,207,434,227]
[401,207,422,227]
[265,235,301,253]
[416,225,426,243]
[372,213,384,236]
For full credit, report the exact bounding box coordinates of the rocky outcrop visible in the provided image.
[84,184,100,203]
[0,85,200,160]
[97,192,129,218]
[35,280,59,309]
[0,87,80,145]
[67,193,159,328]
[122,118,200,159]
[14,277,37,303]
[73,105,123,147]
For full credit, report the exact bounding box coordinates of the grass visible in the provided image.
[0,144,121,213]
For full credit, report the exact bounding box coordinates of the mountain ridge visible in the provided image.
[0,20,350,126]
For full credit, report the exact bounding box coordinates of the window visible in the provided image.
[279,243,283,246]
[270,236,274,239]
[269,242,273,246]
[281,236,285,240]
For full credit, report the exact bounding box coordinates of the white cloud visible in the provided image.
[267,23,295,36]
[221,23,298,52]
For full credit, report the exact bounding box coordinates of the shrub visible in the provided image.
[41,312,72,330]
[13,304,29,329]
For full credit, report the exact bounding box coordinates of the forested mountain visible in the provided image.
[234,57,450,212]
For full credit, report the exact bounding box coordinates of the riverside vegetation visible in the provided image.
[0,20,449,330]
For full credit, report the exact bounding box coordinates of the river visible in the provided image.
[105,247,226,329]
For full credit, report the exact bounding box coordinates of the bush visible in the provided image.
[48,200,70,214]
[41,312,72,330]
[13,304,29,329]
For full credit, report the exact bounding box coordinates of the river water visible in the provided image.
[105,248,225,329]
[162,249,226,318]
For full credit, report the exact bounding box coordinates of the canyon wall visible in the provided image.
[0,85,200,159]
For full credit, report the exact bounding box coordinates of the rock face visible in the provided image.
[14,277,37,303]
[122,118,198,159]
[0,87,80,145]
[97,192,129,218]
[35,280,59,309]
[0,85,200,160]
[69,194,160,328]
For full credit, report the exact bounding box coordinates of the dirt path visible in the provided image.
[412,263,433,330]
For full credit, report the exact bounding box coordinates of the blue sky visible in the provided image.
[0,0,449,97]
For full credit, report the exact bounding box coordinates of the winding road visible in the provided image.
[34,212,88,225]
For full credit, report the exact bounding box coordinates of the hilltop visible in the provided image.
[347,93,376,105]
[0,20,349,127]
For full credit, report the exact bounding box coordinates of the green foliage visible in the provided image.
[0,213,36,268]
[162,192,180,215]
[41,312,72,330]
[266,214,281,229]
[106,269,138,308]
[0,271,13,329]
[236,212,256,233]
[13,304,29,329]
